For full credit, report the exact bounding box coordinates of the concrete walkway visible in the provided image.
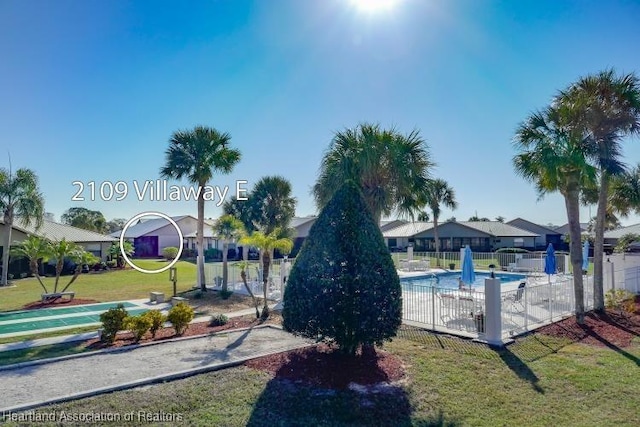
[0,325,311,413]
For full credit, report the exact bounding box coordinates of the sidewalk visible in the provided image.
[0,325,310,413]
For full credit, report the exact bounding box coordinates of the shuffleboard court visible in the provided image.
[0,302,138,322]
[0,303,148,337]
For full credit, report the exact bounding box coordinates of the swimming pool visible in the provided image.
[401,271,527,289]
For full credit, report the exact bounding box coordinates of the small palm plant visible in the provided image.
[10,235,50,292]
[233,260,260,318]
[212,215,246,295]
[240,229,293,319]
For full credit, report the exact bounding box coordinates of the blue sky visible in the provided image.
[2,0,640,227]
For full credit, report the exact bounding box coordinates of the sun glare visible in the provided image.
[350,0,400,13]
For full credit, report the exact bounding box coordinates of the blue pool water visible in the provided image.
[401,271,527,289]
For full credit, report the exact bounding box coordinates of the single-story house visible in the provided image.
[111,215,198,258]
[383,220,540,252]
[0,218,117,277]
[604,223,640,252]
[506,218,564,250]
[289,216,317,256]
[553,222,590,241]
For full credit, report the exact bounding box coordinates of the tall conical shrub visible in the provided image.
[283,181,402,355]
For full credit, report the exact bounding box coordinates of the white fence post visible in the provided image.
[484,278,503,346]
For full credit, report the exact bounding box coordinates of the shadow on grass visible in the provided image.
[496,346,544,394]
[578,323,640,367]
[399,326,545,393]
[246,345,462,426]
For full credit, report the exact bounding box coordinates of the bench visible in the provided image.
[150,292,165,303]
[170,296,187,306]
[41,292,75,302]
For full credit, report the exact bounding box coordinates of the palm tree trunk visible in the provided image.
[433,215,440,267]
[197,186,206,292]
[593,172,608,312]
[1,211,12,286]
[30,260,48,293]
[564,188,585,324]
[60,268,82,293]
[222,243,228,292]
[261,251,271,318]
[240,268,260,318]
[54,260,63,293]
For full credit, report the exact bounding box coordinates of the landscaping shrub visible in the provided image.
[204,248,222,261]
[282,181,402,355]
[99,304,129,343]
[209,313,229,327]
[142,310,166,338]
[605,289,636,316]
[219,289,233,300]
[180,248,196,259]
[167,302,194,335]
[124,314,153,342]
[162,246,179,261]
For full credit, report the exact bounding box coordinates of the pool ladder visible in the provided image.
[429,272,439,286]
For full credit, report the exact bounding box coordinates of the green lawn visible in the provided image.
[0,260,197,312]
[12,328,639,426]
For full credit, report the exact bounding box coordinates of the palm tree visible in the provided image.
[559,69,640,312]
[160,126,241,291]
[109,241,135,268]
[313,123,434,225]
[240,229,293,319]
[233,260,260,318]
[423,178,457,266]
[58,249,99,294]
[0,167,45,286]
[513,106,597,324]
[417,211,430,222]
[48,239,81,293]
[12,236,97,299]
[251,176,297,235]
[212,214,246,294]
[10,235,50,292]
[583,163,640,229]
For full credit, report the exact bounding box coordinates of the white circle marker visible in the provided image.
[119,212,184,274]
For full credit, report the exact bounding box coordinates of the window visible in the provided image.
[514,238,524,247]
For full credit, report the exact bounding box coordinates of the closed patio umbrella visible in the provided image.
[544,243,556,283]
[582,240,590,272]
[461,245,475,286]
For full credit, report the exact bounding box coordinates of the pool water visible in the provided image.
[401,271,526,289]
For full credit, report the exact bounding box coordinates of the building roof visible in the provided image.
[457,221,540,237]
[184,229,216,238]
[506,218,561,236]
[553,223,589,236]
[604,223,640,239]
[383,222,433,238]
[290,216,317,228]
[380,219,408,232]
[3,218,116,242]
[382,220,538,239]
[111,215,193,239]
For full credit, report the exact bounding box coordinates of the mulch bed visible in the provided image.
[537,295,640,348]
[245,343,406,390]
[23,298,102,310]
[85,314,266,349]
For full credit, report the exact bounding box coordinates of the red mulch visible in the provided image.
[23,298,102,310]
[85,315,264,349]
[537,295,640,348]
[244,343,406,390]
